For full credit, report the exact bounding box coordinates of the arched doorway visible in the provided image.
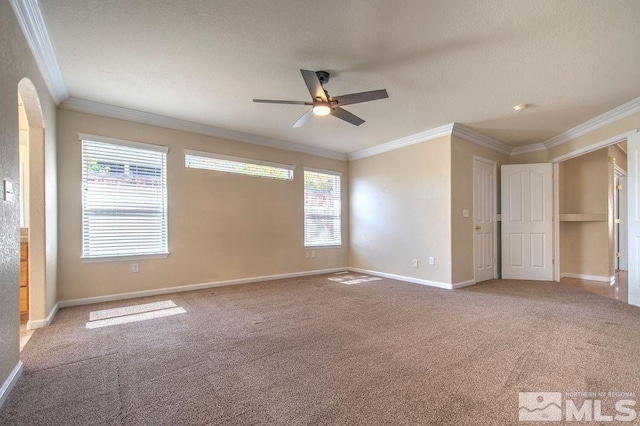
[17,78,45,333]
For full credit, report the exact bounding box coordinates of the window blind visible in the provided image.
[81,138,168,258]
[185,149,294,180]
[304,168,342,247]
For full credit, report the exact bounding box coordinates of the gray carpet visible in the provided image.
[2,275,640,425]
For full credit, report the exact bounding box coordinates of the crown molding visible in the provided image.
[511,142,547,155]
[9,0,68,104]
[60,97,347,161]
[544,96,640,149]
[348,123,455,161]
[451,123,512,155]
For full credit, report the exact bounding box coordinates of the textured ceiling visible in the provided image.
[39,0,640,154]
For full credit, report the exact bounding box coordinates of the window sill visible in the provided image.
[304,245,343,249]
[81,253,169,263]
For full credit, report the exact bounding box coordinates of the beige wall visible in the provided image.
[0,0,57,399]
[450,136,509,283]
[549,112,640,161]
[56,109,348,301]
[349,136,452,284]
[559,148,612,278]
[509,149,549,164]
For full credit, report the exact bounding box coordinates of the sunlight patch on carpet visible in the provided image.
[328,274,382,285]
[87,301,186,329]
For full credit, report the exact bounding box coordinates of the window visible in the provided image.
[81,134,168,259]
[304,168,342,247]
[185,149,294,180]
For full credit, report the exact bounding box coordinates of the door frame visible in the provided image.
[550,129,638,285]
[473,156,497,282]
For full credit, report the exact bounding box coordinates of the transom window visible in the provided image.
[185,149,295,180]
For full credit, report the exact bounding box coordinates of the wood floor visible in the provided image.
[560,270,628,303]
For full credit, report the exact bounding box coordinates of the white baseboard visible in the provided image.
[0,361,23,409]
[27,302,59,330]
[452,279,476,289]
[58,268,348,308]
[348,267,455,289]
[560,272,614,283]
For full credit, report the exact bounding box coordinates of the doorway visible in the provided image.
[17,78,45,335]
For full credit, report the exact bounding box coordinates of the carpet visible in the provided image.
[2,274,640,425]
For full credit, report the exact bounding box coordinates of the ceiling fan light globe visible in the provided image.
[312,104,331,116]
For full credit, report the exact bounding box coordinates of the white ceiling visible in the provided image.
[38,0,640,154]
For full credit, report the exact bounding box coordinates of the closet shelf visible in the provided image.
[559,213,607,222]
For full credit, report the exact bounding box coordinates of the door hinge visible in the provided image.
[552,259,555,265]
[617,184,623,190]
[616,252,621,258]
[616,218,622,224]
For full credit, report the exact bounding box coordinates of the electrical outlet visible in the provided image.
[412,259,419,268]
[311,251,316,258]
[132,263,139,273]
[3,180,15,202]
[305,251,310,258]
[429,257,435,265]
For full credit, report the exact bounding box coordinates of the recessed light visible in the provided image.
[513,104,528,112]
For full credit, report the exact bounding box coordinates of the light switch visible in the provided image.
[462,209,469,218]
[3,180,15,202]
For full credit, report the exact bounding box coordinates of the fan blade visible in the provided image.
[253,99,312,105]
[293,109,314,128]
[330,107,365,126]
[331,89,388,107]
[300,69,328,102]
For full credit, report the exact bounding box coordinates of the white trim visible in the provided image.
[614,163,627,177]
[27,302,59,329]
[451,279,477,289]
[9,0,68,104]
[451,124,512,155]
[560,272,613,283]
[549,130,639,163]
[511,143,547,155]
[348,267,453,289]
[545,96,640,149]
[553,162,560,282]
[61,98,347,161]
[348,123,455,161]
[0,361,23,408]
[78,133,168,153]
[81,253,169,263]
[57,268,347,308]
[184,149,296,172]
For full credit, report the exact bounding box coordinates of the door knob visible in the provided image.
[475,226,481,230]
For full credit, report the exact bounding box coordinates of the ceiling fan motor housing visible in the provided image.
[316,71,330,85]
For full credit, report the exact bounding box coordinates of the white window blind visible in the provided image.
[81,137,168,259]
[304,168,342,247]
[185,149,294,180]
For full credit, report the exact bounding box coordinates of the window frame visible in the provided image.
[303,167,343,248]
[79,133,169,262]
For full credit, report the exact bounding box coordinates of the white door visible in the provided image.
[617,175,628,271]
[627,133,640,307]
[501,163,554,280]
[474,157,496,282]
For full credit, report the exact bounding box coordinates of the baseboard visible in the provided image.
[560,272,613,283]
[348,267,454,289]
[0,361,23,409]
[452,279,476,289]
[58,268,348,308]
[27,302,59,330]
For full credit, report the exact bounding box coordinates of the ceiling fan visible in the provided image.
[253,69,389,127]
